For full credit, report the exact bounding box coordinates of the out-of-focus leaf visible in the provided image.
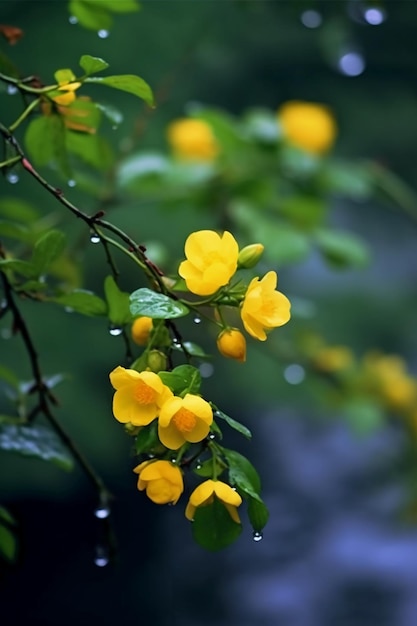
[0,423,74,470]
[0,523,17,563]
[315,228,370,268]
[279,196,326,230]
[65,131,114,170]
[319,161,374,200]
[25,115,70,176]
[117,153,169,188]
[52,290,107,316]
[344,397,385,435]
[95,102,123,128]
[0,198,39,223]
[68,0,113,30]
[0,258,36,278]
[243,108,281,144]
[85,75,154,106]
[130,288,189,319]
[32,230,66,275]
[0,221,31,242]
[63,98,102,133]
[104,275,131,325]
[88,0,140,12]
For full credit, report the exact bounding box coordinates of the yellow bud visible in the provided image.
[278,100,337,154]
[131,316,153,346]
[146,350,168,373]
[237,243,265,269]
[217,329,246,363]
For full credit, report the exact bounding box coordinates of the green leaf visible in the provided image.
[0,523,17,562]
[52,290,107,316]
[86,0,140,12]
[54,69,76,84]
[222,448,262,500]
[315,228,370,268]
[279,196,326,230]
[25,115,70,176]
[243,108,281,144]
[344,397,385,435]
[64,98,102,133]
[0,198,39,223]
[32,230,66,275]
[0,423,74,470]
[320,161,374,200]
[85,75,154,106]
[0,221,31,243]
[135,422,160,455]
[69,0,113,30]
[0,259,36,278]
[159,365,201,396]
[247,496,269,533]
[0,506,16,526]
[172,341,210,359]
[193,458,225,478]
[79,54,109,75]
[104,275,132,325]
[192,498,242,551]
[65,131,114,170]
[130,288,189,319]
[214,409,252,440]
[95,102,123,128]
[0,365,19,389]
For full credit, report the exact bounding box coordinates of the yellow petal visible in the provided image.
[112,388,136,423]
[182,394,213,424]
[185,501,196,521]
[184,417,211,443]
[213,481,242,506]
[224,503,241,524]
[158,396,183,427]
[219,231,239,262]
[158,422,186,450]
[133,460,150,475]
[109,366,140,390]
[260,270,277,291]
[189,480,215,506]
[129,403,159,427]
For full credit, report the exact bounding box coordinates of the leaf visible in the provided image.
[130,288,189,319]
[192,498,242,551]
[214,409,252,440]
[172,341,210,359]
[315,228,370,268]
[135,422,160,455]
[0,506,15,526]
[85,75,154,106]
[0,423,74,470]
[69,0,113,31]
[104,275,132,325]
[247,496,269,533]
[193,458,225,478]
[243,108,281,144]
[54,68,76,84]
[0,198,39,223]
[31,230,66,275]
[222,448,262,500]
[159,365,201,396]
[0,524,17,562]
[0,220,31,243]
[24,115,70,176]
[63,98,102,133]
[0,258,36,278]
[95,102,123,128]
[0,365,19,389]
[344,397,385,435]
[79,54,109,75]
[65,131,114,170]
[87,0,140,12]
[52,290,107,316]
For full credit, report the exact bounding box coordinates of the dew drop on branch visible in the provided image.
[90,232,101,244]
[94,505,111,520]
[253,531,263,542]
[109,324,123,336]
[94,546,109,567]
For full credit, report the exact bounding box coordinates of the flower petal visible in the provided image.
[109,365,140,390]
[184,417,211,443]
[224,503,241,524]
[213,481,242,506]
[182,394,213,424]
[189,479,215,506]
[158,396,183,427]
[158,422,185,450]
[112,388,137,423]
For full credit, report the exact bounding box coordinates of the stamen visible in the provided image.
[134,380,157,405]
[172,407,197,433]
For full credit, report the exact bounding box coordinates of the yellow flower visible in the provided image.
[131,316,153,346]
[313,345,354,373]
[51,70,81,106]
[240,271,291,341]
[363,353,417,412]
[278,100,337,154]
[217,328,246,363]
[167,118,219,161]
[109,366,173,426]
[158,394,213,450]
[133,460,184,504]
[178,230,239,296]
[185,479,242,523]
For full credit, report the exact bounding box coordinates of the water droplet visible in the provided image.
[193,316,201,324]
[109,324,123,336]
[283,363,305,385]
[68,15,78,24]
[94,505,110,519]
[337,51,366,76]
[172,337,180,345]
[90,232,101,244]
[195,460,202,470]
[300,9,322,28]
[170,458,176,464]
[6,172,19,184]
[64,306,74,314]
[94,546,109,567]
[199,363,214,378]
[147,453,155,459]
[97,29,109,39]
[7,84,18,95]
[208,432,215,441]
[67,179,76,188]
[364,7,386,25]
[253,531,263,542]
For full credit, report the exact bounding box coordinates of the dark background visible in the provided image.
[1,1,417,624]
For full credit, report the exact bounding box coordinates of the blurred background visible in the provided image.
[1,1,417,624]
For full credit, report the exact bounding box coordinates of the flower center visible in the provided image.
[172,407,197,433]
[134,380,157,405]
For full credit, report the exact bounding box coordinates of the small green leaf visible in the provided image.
[192,498,242,551]
[64,98,102,133]
[247,496,269,533]
[32,230,66,275]
[159,365,201,396]
[104,275,132,325]
[172,341,210,359]
[0,523,17,562]
[130,288,189,319]
[88,0,140,13]
[65,131,114,170]
[0,198,39,223]
[79,54,109,75]
[214,409,252,440]
[135,422,160,455]
[52,290,107,316]
[68,0,113,30]
[222,448,262,500]
[0,221,31,243]
[0,506,16,526]
[0,424,74,470]
[315,228,370,268]
[0,259,36,278]
[54,68,76,84]
[25,115,70,176]
[193,458,225,478]
[85,74,154,106]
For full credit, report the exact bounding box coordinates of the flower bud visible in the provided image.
[131,316,153,346]
[217,328,246,363]
[237,243,265,269]
[146,350,168,373]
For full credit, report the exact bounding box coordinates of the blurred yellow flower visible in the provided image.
[217,328,247,363]
[363,353,417,412]
[240,271,291,341]
[51,69,81,106]
[179,230,239,296]
[185,479,242,523]
[131,316,153,346]
[278,100,337,154]
[313,345,354,373]
[167,118,219,161]
[158,393,213,450]
[133,460,184,504]
[109,366,173,426]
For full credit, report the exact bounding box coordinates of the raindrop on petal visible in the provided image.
[109,324,123,336]
[253,531,263,542]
